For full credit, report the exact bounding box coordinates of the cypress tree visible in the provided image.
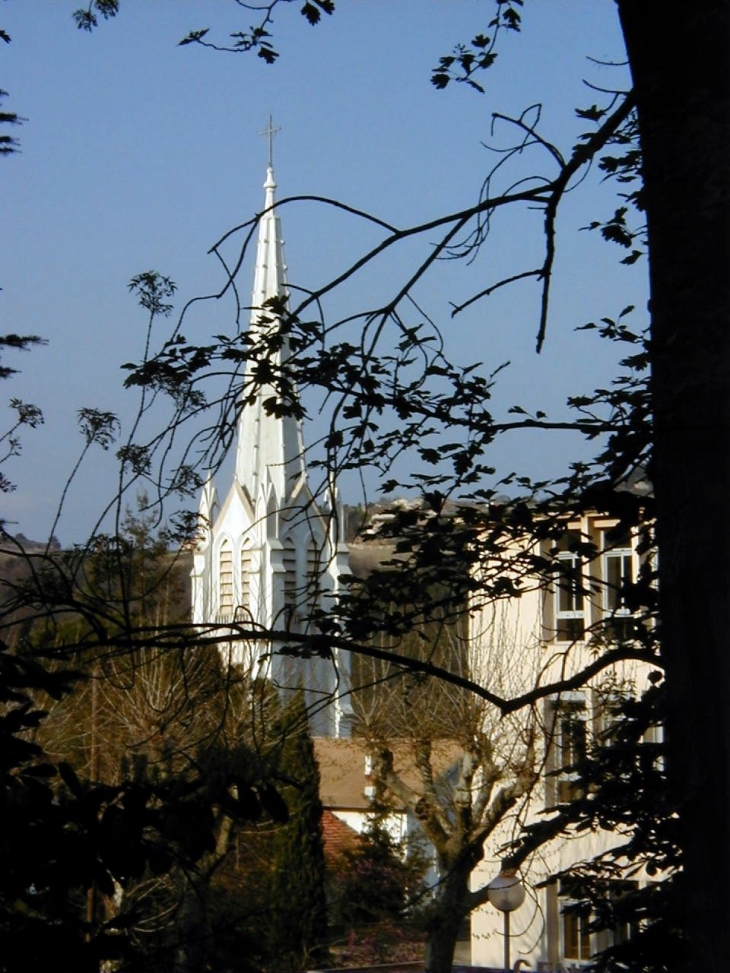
[268,691,329,970]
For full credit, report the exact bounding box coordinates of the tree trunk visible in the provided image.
[616,3,730,971]
[424,858,471,973]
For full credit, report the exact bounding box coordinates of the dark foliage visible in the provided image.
[0,641,276,972]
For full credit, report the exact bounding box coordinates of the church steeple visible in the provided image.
[192,148,352,738]
[234,164,306,502]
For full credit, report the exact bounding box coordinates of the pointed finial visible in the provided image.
[260,114,281,168]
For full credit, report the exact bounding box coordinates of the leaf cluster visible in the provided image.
[178,0,335,63]
[0,89,23,157]
[431,1,523,92]
[72,2,120,33]
[0,335,47,497]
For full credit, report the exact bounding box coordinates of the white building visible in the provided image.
[470,508,656,971]
[191,164,352,738]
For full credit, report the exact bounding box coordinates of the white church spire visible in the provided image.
[193,140,352,737]
[234,161,306,502]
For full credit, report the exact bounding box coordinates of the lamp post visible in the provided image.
[487,864,526,972]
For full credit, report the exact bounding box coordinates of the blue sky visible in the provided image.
[2,1,645,544]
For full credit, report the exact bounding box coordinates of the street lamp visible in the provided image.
[487,863,526,972]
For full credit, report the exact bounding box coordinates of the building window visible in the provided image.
[593,685,626,748]
[559,879,638,964]
[240,542,252,616]
[607,881,638,948]
[555,698,587,803]
[602,528,634,641]
[560,881,592,963]
[554,531,585,641]
[563,908,591,962]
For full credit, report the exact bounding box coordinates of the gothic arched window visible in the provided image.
[240,541,253,616]
[305,536,324,626]
[219,540,233,618]
[282,538,298,624]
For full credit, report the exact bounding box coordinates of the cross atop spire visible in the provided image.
[260,114,281,168]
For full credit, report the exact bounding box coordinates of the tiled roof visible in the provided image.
[321,809,361,861]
